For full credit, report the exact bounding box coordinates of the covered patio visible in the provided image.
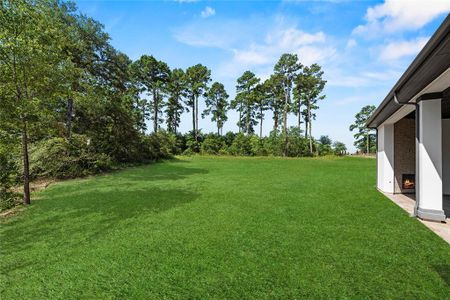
[384,193,450,243]
[367,15,450,224]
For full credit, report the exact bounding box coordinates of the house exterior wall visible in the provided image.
[443,119,450,195]
[394,118,415,194]
[377,124,394,193]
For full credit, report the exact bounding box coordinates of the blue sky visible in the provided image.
[75,0,450,151]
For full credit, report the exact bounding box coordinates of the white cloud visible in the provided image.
[346,39,357,49]
[378,36,429,62]
[353,0,450,36]
[233,46,270,65]
[333,90,387,106]
[216,26,334,80]
[201,6,216,18]
[266,28,326,48]
[326,69,401,87]
[360,70,401,81]
[231,27,330,66]
[174,16,335,80]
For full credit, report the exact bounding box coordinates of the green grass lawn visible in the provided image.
[1,156,449,299]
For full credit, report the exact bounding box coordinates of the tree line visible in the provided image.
[130,53,328,156]
[0,0,347,209]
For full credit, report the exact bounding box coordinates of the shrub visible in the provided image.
[286,128,310,157]
[228,133,253,156]
[318,135,333,156]
[250,135,267,156]
[263,131,283,156]
[174,133,187,154]
[201,134,226,155]
[333,141,347,156]
[29,135,113,179]
[0,147,20,211]
[223,131,236,147]
[141,131,178,161]
[183,131,204,153]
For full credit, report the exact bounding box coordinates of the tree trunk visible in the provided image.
[246,107,250,135]
[309,117,313,154]
[273,111,278,132]
[141,101,146,134]
[238,109,242,133]
[66,81,79,139]
[153,90,158,133]
[259,107,263,138]
[191,97,196,138]
[259,119,263,138]
[195,95,199,140]
[67,97,73,139]
[305,102,310,139]
[217,123,220,136]
[22,121,31,205]
[297,103,301,130]
[283,88,290,157]
[366,133,370,154]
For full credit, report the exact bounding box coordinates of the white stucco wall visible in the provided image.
[377,124,394,193]
[443,119,450,195]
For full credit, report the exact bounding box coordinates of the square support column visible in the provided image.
[377,124,394,193]
[417,99,446,222]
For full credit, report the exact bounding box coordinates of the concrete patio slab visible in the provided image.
[383,193,450,244]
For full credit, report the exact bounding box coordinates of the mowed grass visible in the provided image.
[1,156,449,299]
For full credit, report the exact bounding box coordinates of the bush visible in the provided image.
[223,131,236,147]
[174,133,187,154]
[0,147,20,211]
[333,141,347,156]
[183,131,204,154]
[201,134,226,155]
[29,135,113,179]
[287,127,311,157]
[141,131,178,161]
[250,135,267,156]
[263,131,284,156]
[318,135,333,156]
[228,133,253,156]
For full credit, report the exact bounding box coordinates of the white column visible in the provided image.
[377,124,394,193]
[443,119,450,195]
[417,99,445,221]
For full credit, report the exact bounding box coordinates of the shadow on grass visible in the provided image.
[433,264,450,286]
[119,163,209,182]
[0,162,207,263]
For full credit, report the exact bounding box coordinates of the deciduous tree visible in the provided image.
[0,0,71,204]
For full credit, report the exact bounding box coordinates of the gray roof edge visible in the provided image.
[366,14,450,128]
